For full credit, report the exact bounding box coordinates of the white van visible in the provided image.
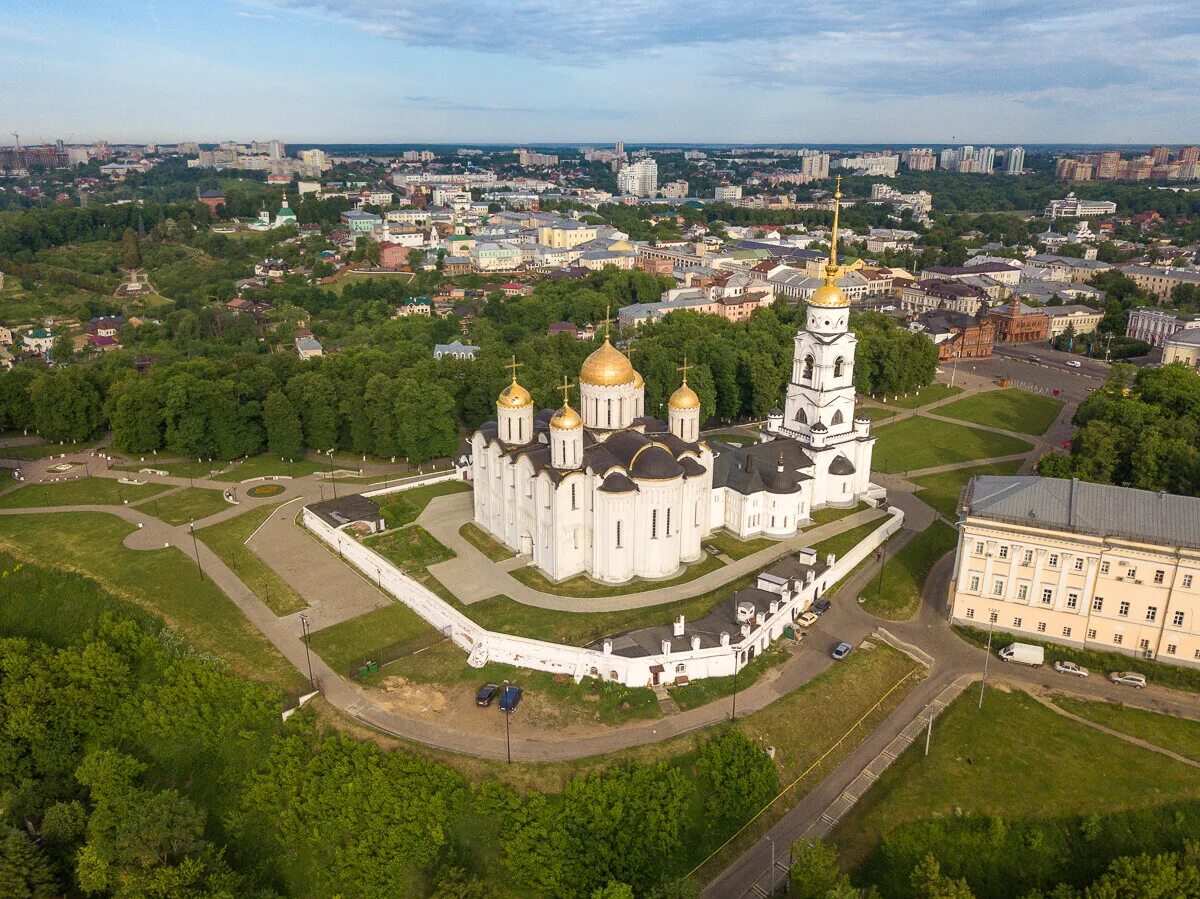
[998,642,1045,667]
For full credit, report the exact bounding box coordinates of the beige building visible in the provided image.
[537,221,598,249]
[1046,305,1103,338]
[1120,264,1200,302]
[950,476,1200,670]
[1163,330,1200,369]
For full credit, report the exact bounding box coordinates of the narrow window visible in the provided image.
[666,507,671,537]
[616,520,622,548]
[651,509,658,539]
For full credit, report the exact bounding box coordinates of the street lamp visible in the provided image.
[502,678,512,764]
[327,448,338,498]
[979,608,997,709]
[731,647,740,720]
[766,834,776,896]
[299,612,315,690]
[189,521,204,581]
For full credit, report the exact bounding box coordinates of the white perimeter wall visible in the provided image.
[309,478,904,687]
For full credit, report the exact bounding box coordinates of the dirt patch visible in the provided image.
[375,676,448,714]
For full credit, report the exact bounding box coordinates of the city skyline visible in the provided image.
[3,0,1200,144]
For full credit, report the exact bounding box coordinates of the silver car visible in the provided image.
[1054,660,1089,677]
[1109,671,1147,689]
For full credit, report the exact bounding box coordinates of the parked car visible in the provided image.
[812,598,832,615]
[831,642,853,661]
[1054,660,1089,677]
[498,684,523,712]
[1109,671,1147,689]
[796,611,819,627]
[475,683,500,707]
[1066,360,1082,368]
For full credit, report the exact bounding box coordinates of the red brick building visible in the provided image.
[910,310,995,360]
[988,302,1049,343]
[199,190,226,217]
[378,242,411,270]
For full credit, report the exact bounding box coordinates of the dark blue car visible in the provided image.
[499,684,523,713]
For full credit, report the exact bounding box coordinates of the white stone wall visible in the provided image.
[304,504,904,688]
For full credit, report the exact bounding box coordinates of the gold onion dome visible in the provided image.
[633,369,644,389]
[550,403,583,430]
[669,382,700,410]
[497,378,532,409]
[580,337,637,387]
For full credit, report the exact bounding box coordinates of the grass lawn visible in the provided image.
[871,384,962,409]
[459,521,515,561]
[936,387,1065,436]
[366,524,455,572]
[702,530,779,560]
[212,455,324,482]
[376,480,471,529]
[833,688,1200,897]
[198,503,307,616]
[0,478,168,509]
[810,501,867,526]
[854,406,895,422]
[0,440,96,460]
[670,643,791,710]
[308,602,439,675]
[954,625,1200,694]
[327,269,416,295]
[378,641,661,728]
[811,516,888,563]
[111,459,224,479]
[1054,697,1200,764]
[872,416,1033,474]
[911,459,1024,520]
[0,512,302,690]
[511,551,726,598]
[857,522,957,620]
[141,486,231,525]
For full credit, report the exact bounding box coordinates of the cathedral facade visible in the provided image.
[470,179,879,584]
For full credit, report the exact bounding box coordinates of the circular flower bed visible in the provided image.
[246,484,286,498]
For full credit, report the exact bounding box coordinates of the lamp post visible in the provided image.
[502,678,512,764]
[188,521,205,581]
[731,648,740,721]
[299,612,315,690]
[766,834,776,896]
[327,449,337,498]
[979,609,996,709]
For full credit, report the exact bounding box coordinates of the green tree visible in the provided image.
[121,226,141,269]
[50,332,74,365]
[395,378,458,464]
[0,826,58,898]
[909,854,975,899]
[695,731,779,838]
[790,838,851,899]
[263,389,304,460]
[30,368,104,441]
[109,375,163,453]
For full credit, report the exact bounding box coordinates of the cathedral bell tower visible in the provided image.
[781,176,858,439]
[667,358,701,443]
[550,377,584,469]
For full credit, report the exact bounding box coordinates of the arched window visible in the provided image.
[833,357,845,378]
[831,410,844,426]
[802,355,814,380]
[795,408,807,424]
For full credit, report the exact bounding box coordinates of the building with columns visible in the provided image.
[950,476,1200,669]
[470,189,882,584]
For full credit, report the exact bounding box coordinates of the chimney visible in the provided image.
[673,615,686,638]
[661,639,671,656]
[691,635,701,652]
[720,631,730,646]
[602,639,612,655]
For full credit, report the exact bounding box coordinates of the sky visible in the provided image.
[3,0,1199,145]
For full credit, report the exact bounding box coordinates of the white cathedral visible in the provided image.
[470,181,880,584]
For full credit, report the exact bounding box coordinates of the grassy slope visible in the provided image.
[213,455,324,482]
[376,480,471,528]
[834,688,1200,898]
[0,478,167,508]
[870,384,962,409]
[1054,697,1200,764]
[858,522,958,621]
[935,387,1064,436]
[511,551,726,597]
[0,512,302,689]
[872,417,1033,473]
[911,459,1024,520]
[197,503,307,616]
[308,602,438,674]
[459,521,515,561]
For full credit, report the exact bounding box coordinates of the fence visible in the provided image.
[348,626,451,681]
[304,503,905,689]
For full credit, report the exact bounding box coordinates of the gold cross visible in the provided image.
[505,355,523,383]
[558,375,575,407]
[598,304,614,339]
[677,356,691,384]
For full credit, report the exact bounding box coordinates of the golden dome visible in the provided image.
[580,337,637,387]
[497,379,532,409]
[633,369,644,389]
[550,404,583,430]
[669,383,700,410]
[809,282,849,308]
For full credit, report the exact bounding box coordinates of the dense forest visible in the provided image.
[0,266,936,461]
